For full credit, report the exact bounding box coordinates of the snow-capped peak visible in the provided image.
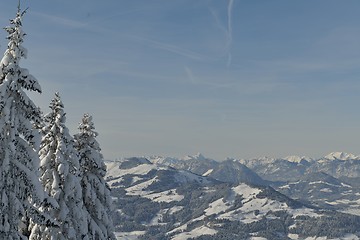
[183,153,207,161]
[323,152,360,161]
[256,156,276,163]
[284,155,312,163]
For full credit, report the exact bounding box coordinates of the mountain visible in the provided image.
[323,152,360,161]
[150,153,219,177]
[106,157,217,191]
[235,152,360,216]
[275,172,360,212]
[309,153,360,179]
[151,154,267,186]
[239,156,311,182]
[106,157,360,240]
[204,159,269,186]
[284,155,313,164]
[237,152,360,182]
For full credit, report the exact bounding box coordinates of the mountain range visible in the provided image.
[106,152,360,239]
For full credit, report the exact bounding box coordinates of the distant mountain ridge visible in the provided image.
[323,152,360,161]
[149,154,268,186]
[112,151,360,184]
[105,156,360,239]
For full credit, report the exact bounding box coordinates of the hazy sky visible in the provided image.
[1,0,360,160]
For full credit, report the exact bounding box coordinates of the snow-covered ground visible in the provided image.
[145,189,184,203]
[125,177,158,196]
[106,162,166,177]
[115,231,145,240]
[107,156,360,239]
[171,226,217,240]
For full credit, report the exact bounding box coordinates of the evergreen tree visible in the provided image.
[74,114,116,240]
[0,6,48,240]
[30,93,88,240]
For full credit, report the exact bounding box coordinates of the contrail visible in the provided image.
[128,34,210,61]
[227,0,234,67]
[184,66,196,84]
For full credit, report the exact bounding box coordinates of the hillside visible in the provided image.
[106,156,360,239]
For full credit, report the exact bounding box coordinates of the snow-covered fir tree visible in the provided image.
[0,7,50,240]
[30,93,88,240]
[74,114,116,240]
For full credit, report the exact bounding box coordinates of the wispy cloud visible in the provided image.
[248,57,360,75]
[209,8,227,35]
[184,66,196,84]
[128,34,212,61]
[209,0,235,67]
[31,11,87,29]
[227,0,234,67]
[183,66,235,89]
[109,68,182,83]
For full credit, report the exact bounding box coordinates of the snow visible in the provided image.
[335,199,353,204]
[168,206,184,214]
[176,183,312,225]
[309,181,341,187]
[144,189,184,203]
[131,176,143,184]
[149,209,168,226]
[304,237,325,240]
[241,156,276,165]
[167,223,188,235]
[125,177,158,196]
[342,234,360,240]
[107,155,360,239]
[284,155,312,163]
[290,208,323,218]
[341,207,360,216]
[126,179,184,202]
[106,162,164,177]
[232,183,261,199]
[171,226,217,240]
[342,190,354,196]
[204,198,231,216]
[313,237,360,240]
[341,182,353,188]
[149,156,182,165]
[203,186,217,193]
[320,188,333,193]
[323,152,360,161]
[237,198,288,223]
[288,233,300,239]
[115,231,145,240]
[183,153,208,161]
[279,184,290,189]
[201,183,294,224]
[175,170,210,183]
[202,169,213,176]
[325,200,339,205]
[107,177,124,186]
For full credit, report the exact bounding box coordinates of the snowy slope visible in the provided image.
[323,152,360,161]
[106,156,360,239]
[151,154,267,186]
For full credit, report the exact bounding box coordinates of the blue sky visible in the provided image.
[1,0,360,160]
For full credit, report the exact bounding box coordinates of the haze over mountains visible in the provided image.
[106,152,360,239]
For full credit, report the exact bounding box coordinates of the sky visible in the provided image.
[1,0,360,160]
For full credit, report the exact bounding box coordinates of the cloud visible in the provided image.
[31,11,87,29]
[184,66,197,84]
[227,0,234,67]
[209,0,235,67]
[209,8,227,35]
[183,66,237,89]
[128,34,212,61]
